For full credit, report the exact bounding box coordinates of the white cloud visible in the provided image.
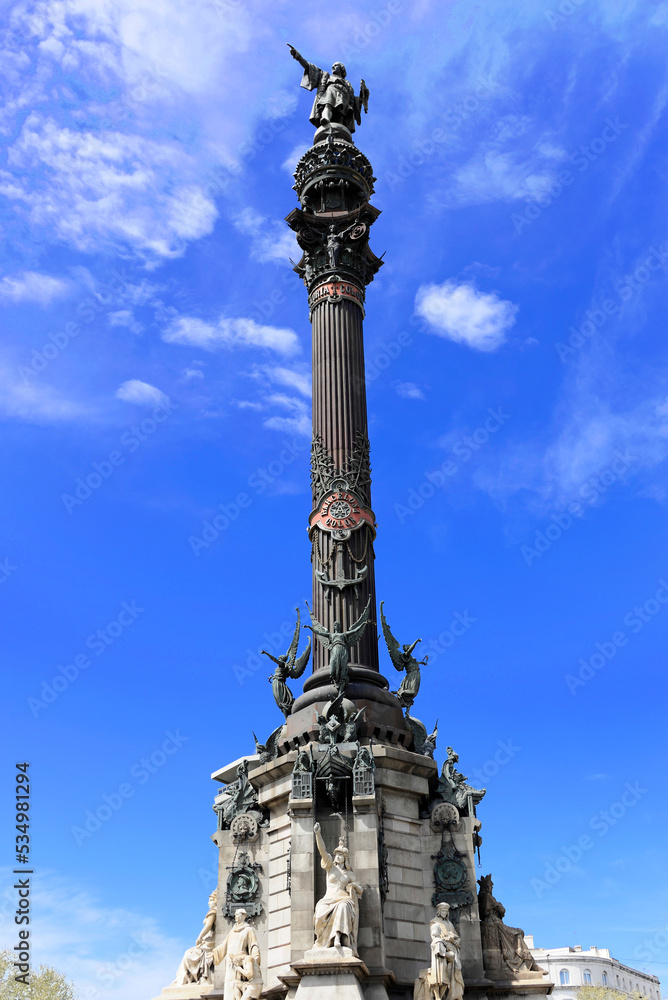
[472,375,668,516]
[180,367,204,381]
[0,363,88,422]
[115,379,169,407]
[395,381,426,400]
[282,143,309,174]
[261,366,311,397]
[415,280,518,352]
[234,399,262,411]
[108,310,143,333]
[163,316,300,356]
[449,149,559,208]
[0,868,184,1000]
[233,208,297,265]
[264,413,310,436]
[0,271,70,306]
[1,115,218,260]
[0,0,270,261]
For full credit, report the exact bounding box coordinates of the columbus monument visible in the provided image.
[151,49,552,1000]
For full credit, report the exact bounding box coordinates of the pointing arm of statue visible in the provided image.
[287,43,309,70]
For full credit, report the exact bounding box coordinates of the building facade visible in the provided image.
[526,941,661,1000]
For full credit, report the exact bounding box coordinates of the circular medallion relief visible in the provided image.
[230,813,258,843]
[435,856,468,891]
[329,499,353,519]
[431,802,461,830]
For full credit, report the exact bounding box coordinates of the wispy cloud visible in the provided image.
[259,365,311,397]
[0,115,218,260]
[233,208,297,265]
[163,315,300,356]
[0,363,88,422]
[0,867,184,1000]
[415,280,518,352]
[395,381,426,400]
[108,310,143,334]
[115,380,169,407]
[0,271,70,306]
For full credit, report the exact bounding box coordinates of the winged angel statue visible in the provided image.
[305,597,372,696]
[380,601,427,712]
[262,608,311,718]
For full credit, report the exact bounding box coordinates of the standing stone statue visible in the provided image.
[288,44,369,133]
[312,823,363,955]
[213,907,263,1000]
[380,601,427,711]
[305,597,372,696]
[173,889,217,985]
[414,902,465,1000]
[477,875,546,977]
[262,608,311,717]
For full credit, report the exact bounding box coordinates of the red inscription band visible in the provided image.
[309,281,365,315]
[309,490,375,534]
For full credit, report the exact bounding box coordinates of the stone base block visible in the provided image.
[149,985,217,1000]
[485,975,553,998]
[294,971,366,1000]
[291,948,370,1000]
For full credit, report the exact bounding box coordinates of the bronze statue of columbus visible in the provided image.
[288,44,369,133]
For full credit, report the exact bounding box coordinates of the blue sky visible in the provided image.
[1,0,668,997]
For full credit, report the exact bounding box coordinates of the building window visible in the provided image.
[560,971,570,986]
[603,973,608,986]
[617,979,620,987]
[584,971,592,985]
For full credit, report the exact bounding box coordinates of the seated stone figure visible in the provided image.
[173,889,217,985]
[312,823,363,955]
[477,875,546,977]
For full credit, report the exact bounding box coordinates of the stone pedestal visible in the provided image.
[289,950,370,1000]
[150,984,216,1000]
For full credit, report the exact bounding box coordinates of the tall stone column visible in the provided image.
[285,125,406,743]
